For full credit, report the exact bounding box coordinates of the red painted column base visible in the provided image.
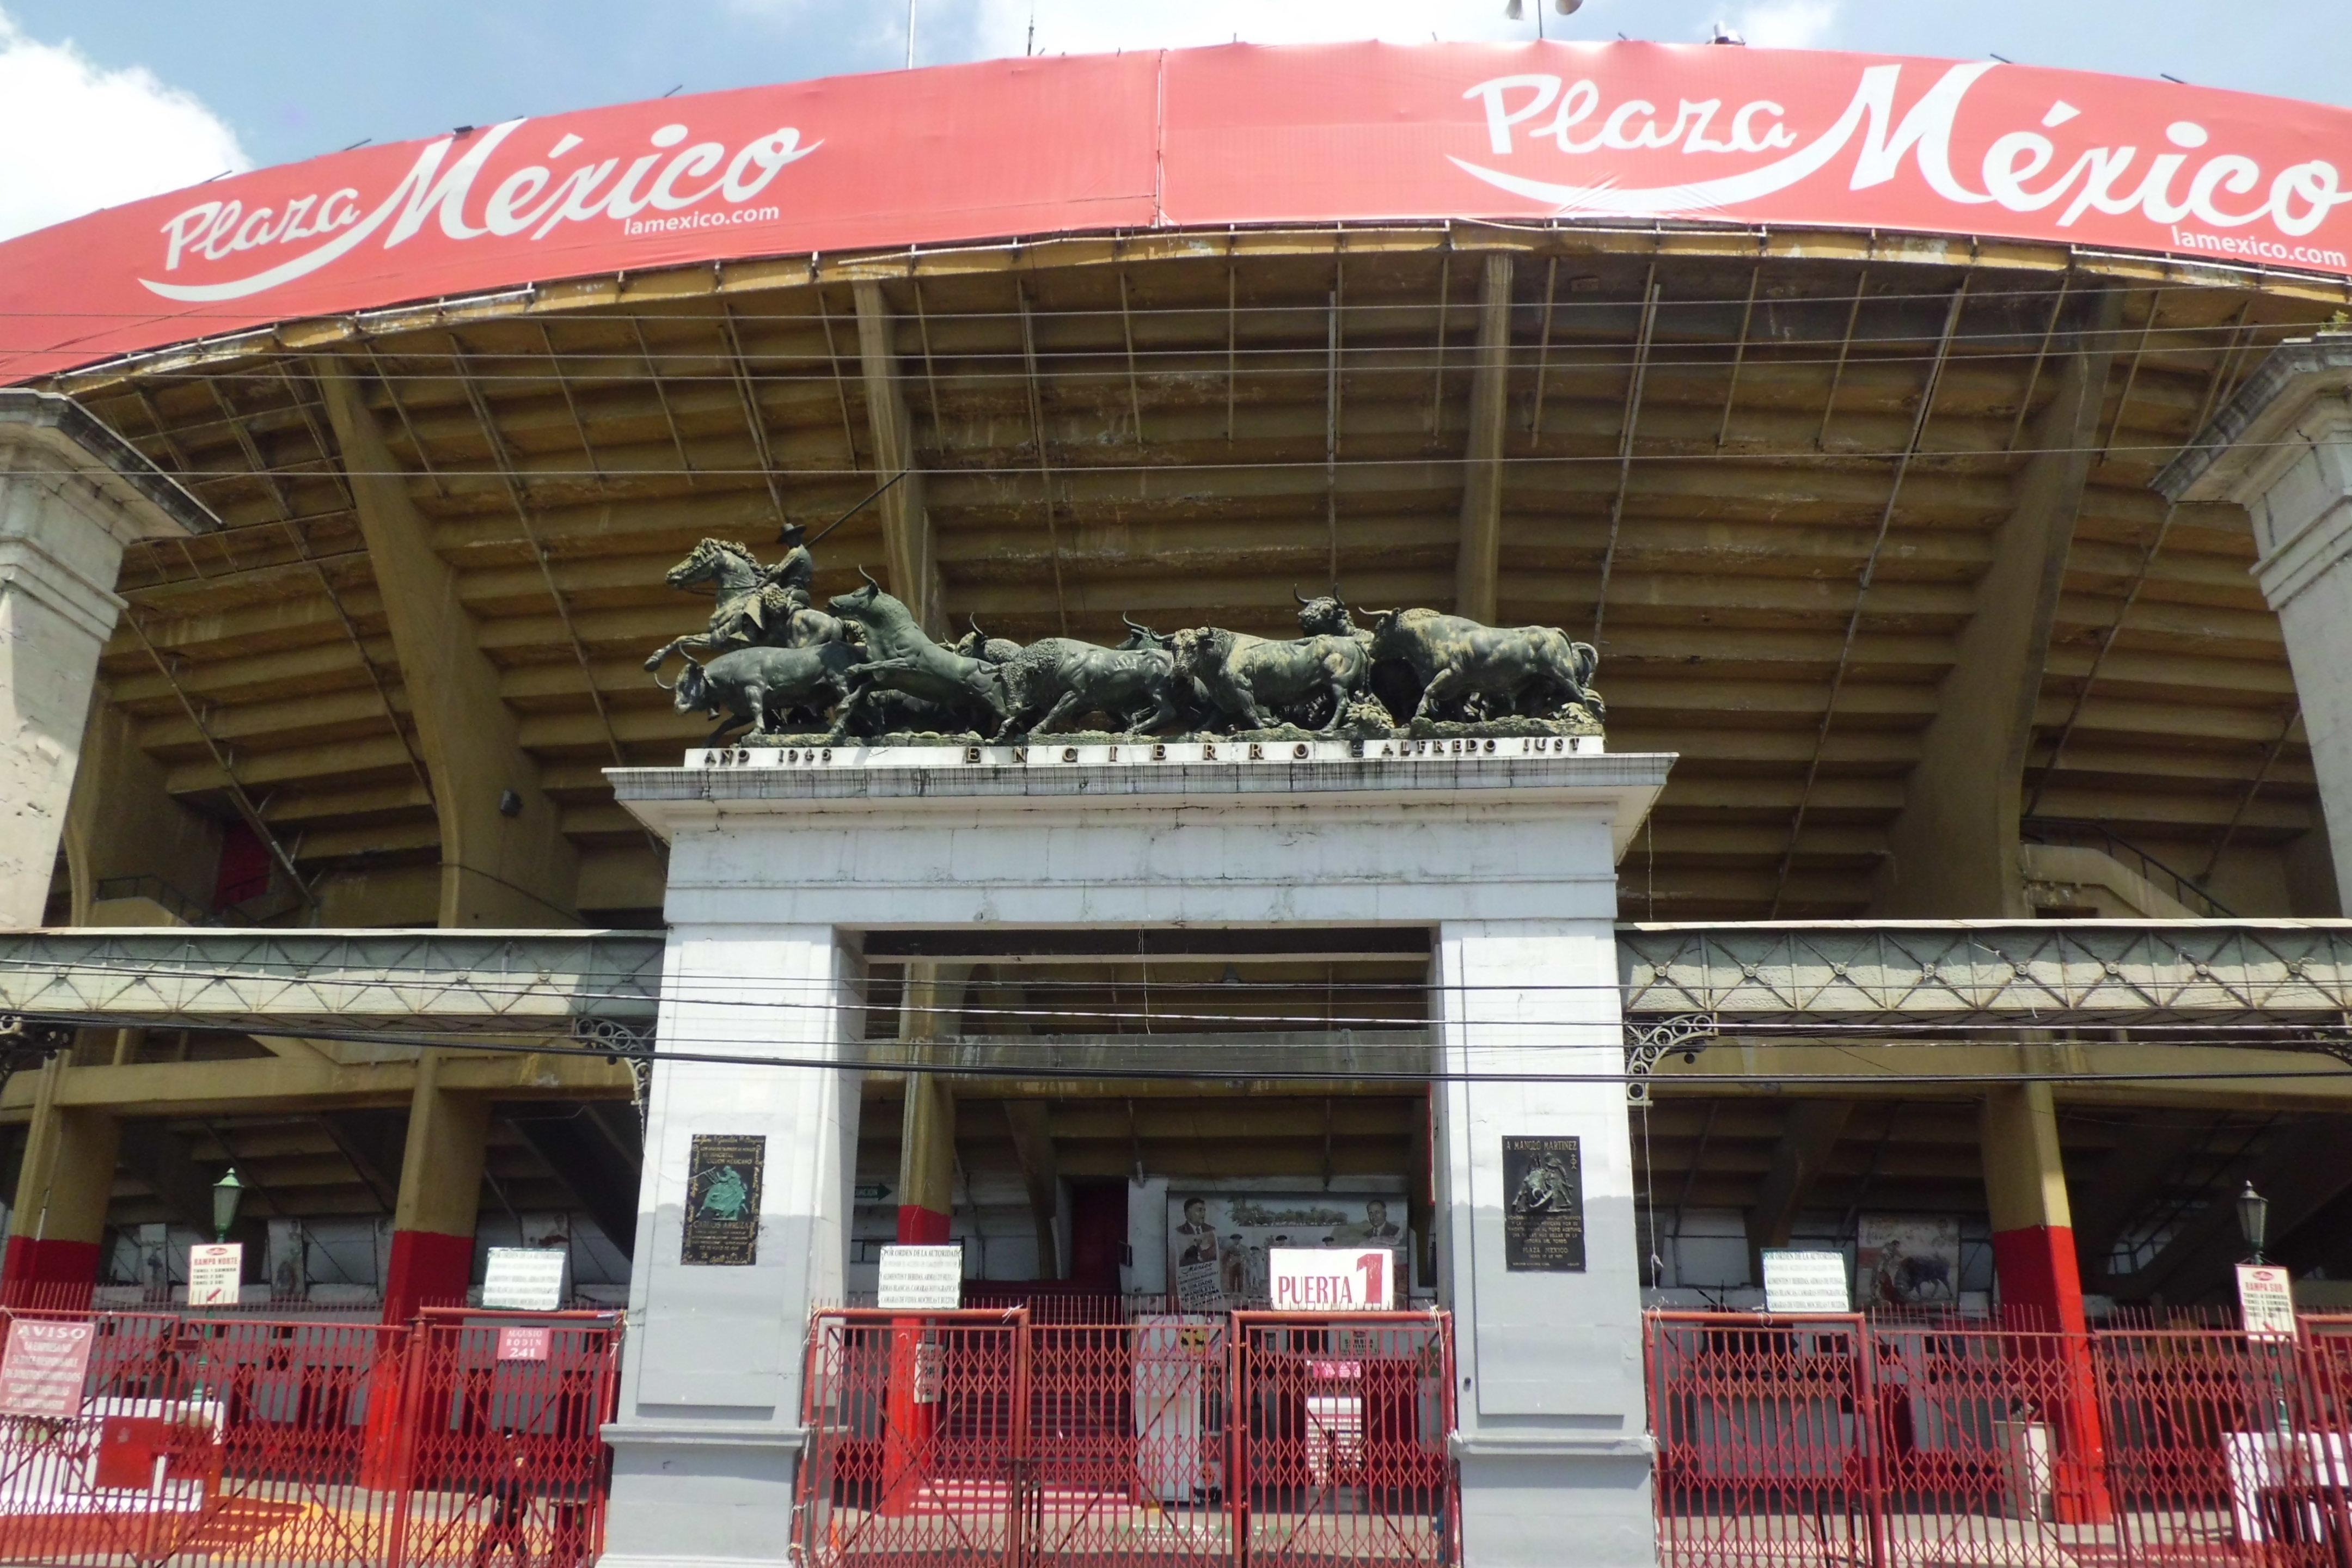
[1,1236,102,1309]
[1993,1223,2114,1524]
[883,1204,954,1516]
[382,1229,473,1324]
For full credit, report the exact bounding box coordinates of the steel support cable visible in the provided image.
[118,614,317,911]
[260,362,436,800]
[443,341,627,765]
[1590,269,1661,646]
[1767,284,1969,917]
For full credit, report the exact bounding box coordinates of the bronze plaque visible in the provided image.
[1502,1135,1585,1272]
[682,1134,765,1266]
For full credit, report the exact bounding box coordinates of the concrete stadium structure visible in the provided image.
[4,38,2352,1567]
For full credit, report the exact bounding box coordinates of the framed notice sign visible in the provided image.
[682,1134,765,1266]
[188,1242,242,1307]
[2237,1264,2298,1340]
[0,1319,91,1417]
[876,1245,965,1311]
[1502,1135,1585,1272]
[1762,1250,1851,1314]
[482,1247,567,1310]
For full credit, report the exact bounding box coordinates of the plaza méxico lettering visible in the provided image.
[140,118,818,302]
[1456,60,2352,243]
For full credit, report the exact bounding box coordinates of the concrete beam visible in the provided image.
[1744,1099,1852,1279]
[0,929,663,1032]
[319,363,579,928]
[853,282,942,637]
[115,1119,218,1235]
[62,696,223,927]
[1453,254,1513,624]
[0,1049,632,1121]
[2105,1120,2352,1301]
[2067,1116,2203,1271]
[1873,289,2123,916]
[506,1102,641,1259]
[1650,1042,2352,1113]
[1003,1100,1061,1278]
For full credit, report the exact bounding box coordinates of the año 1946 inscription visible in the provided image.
[1502,1135,1585,1272]
[682,1134,765,1266]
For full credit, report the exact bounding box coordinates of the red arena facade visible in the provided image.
[2,39,2352,1568]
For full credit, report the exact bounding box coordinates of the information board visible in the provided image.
[1762,1250,1852,1314]
[483,1247,568,1310]
[0,1319,91,1417]
[877,1245,964,1311]
[188,1242,242,1307]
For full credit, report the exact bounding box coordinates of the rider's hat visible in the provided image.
[778,521,807,544]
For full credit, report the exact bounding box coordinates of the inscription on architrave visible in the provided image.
[1502,1135,1585,1272]
[682,1134,765,1266]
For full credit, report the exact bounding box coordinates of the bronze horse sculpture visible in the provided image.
[642,538,855,684]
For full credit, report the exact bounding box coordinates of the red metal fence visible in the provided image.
[795,1307,1459,1568]
[1649,1310,2352,1568]
[0,1306,620,1568]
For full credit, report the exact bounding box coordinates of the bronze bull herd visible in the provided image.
[644,537,1603,745]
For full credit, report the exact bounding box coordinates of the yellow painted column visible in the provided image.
[894,964,967,1245]
[1981,1079,2110,1522]
[383,1051,490,1320]
[3,1056,119,1301]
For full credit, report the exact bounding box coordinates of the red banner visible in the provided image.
[4,41,2349,384]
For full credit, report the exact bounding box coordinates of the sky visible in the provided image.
[1,0,2347,241]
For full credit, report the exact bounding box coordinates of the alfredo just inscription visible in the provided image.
[1503,1136,1586,1273]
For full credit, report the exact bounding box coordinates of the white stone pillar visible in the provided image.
[601,922,861,1568]
[2160,338,2352,902]
[0,391,216,927]
[1435,911,1656,1567]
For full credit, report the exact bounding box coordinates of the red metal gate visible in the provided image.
[1650,1309,2352,1568]
[383,1310,622,1568]
[795,1307,1457,1568]
[0,1307,622,1568]
[0,1312,411,1568]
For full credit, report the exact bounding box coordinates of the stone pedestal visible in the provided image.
[599,923,861,1568]
[1437,916,1655,1567]
[0,391,216,927]
[608,739,1669,1568]
[2160,338,2352,903]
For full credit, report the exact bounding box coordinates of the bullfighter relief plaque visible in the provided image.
[682,1134,765,1266]
[1502,1135,1585,1272]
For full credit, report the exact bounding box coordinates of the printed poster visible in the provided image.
[1857,1215,1963,1307]
[1167,1192,1409,1310]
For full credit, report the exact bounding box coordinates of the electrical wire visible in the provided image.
[5,1005,2349,1091]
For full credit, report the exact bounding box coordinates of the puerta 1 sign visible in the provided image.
[3,44,2351,383]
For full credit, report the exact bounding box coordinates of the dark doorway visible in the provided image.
[1065,1181,1127,1292]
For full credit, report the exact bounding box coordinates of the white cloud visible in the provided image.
[0,9,250,241]
[1731,0,1841,50]
[964,0,1551,58]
